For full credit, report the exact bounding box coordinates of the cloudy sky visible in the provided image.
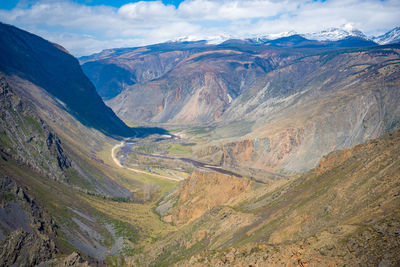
[0,0,399,56]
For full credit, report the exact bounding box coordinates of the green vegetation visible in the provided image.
[1,192,15,202]
[167,143,192,155]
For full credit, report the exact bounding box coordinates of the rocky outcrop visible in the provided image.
[317,144,363,174]
[52,252,89,267]
[0,175,58,237]
[200,128,305,174]
[0,175,59,266]
[0,76,71,181]
[0,174,91,266]
[179,215,400,267]
[180,216,400,266]
[0,229,56,266]
[157,171,252,225]
[45,128,71,171]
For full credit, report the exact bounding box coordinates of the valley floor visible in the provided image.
[111,141,182,182]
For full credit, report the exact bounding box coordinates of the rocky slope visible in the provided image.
[92,38,377,125]
[81,36,376,120]
[0,174,57,266]
[0,77,71,182]
[0,172,91,266]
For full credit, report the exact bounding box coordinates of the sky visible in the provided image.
[0,0,399,57]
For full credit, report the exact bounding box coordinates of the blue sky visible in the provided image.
[1,0,399,56]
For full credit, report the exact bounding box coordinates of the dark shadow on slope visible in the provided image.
[0,22,167,139]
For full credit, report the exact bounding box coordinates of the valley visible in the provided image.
[111,133,244,182]
[0,20,399,266]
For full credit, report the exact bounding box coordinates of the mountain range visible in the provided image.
[81,27,400,177]
[1,21,399,266]
[167,25,400,47]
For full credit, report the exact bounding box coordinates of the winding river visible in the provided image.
[111,138,243,181]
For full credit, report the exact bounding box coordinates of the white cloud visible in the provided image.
[0,0,399,56]
[118,1,176,21]
[178,0,297,20]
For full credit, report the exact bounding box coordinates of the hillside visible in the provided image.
[142,128,400,266]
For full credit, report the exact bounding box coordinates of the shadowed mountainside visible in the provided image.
[0,22,167,138]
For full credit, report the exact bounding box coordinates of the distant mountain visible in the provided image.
[172,34,232,45]
[264,34,324,47]
[373,27,400,44]
[329,36,377,47]
[165,25,400,46]
[0,22,138,137]
[248,30,298,44]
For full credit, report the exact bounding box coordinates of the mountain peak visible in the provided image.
[373,27,400,44]
[303,23,367,41]
[260,30,298,40]
[171,34,233,45]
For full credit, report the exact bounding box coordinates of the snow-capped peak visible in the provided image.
[255,30,297,41]
[303,23,367,41]
[372,27,400,45]
[169,25,400,46]
[172,34,233,45]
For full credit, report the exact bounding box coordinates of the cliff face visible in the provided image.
[0,173,90,267]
